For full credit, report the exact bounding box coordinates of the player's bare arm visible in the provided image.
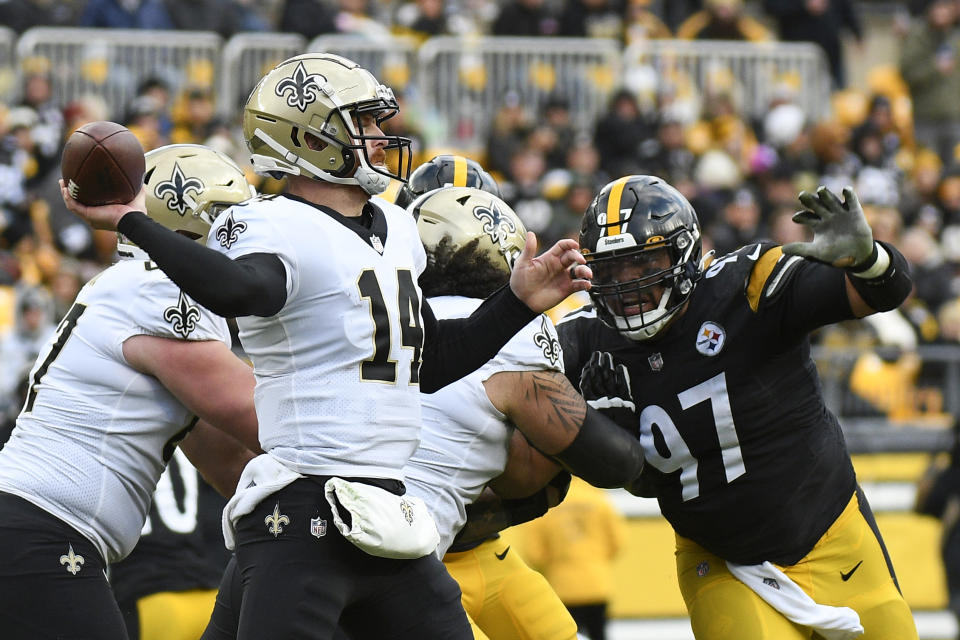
[178,420,256,498]
[488,429,563,499]
[122,335,260,453]
[483,368,643,488]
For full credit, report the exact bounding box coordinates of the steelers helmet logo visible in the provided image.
[275,61,327,112]
[695,321,725,356]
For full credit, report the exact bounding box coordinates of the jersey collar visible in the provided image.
[282,194,388,253]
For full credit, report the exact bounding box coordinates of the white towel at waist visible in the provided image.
[222,453,304,550]
[726,561,864,640]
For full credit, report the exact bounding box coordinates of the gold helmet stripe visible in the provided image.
[605,176,631,235]
[453,156,468,187]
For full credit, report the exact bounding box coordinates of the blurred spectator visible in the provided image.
[676,0,771,41]
[901,225,954,313]
[706,187,768,256]
[486,90,532,178]
[915,428,960,629]
[512,478,626,640]
[166,0,270,36]
[638,115,696,184]
[394,0,460,42]
[171,86,217,145]
[491,0,558,36]
[124,95,166,151]
[17,67,64,184]
[0,117,31,249]
[547,176,596,245]
[900,0,960,165]
[0,287,54,420]
[901,148,944,230]
[810,120,859,191]
[79,0,175,28]
[135,77,173,139]
[558,0,626,39]
[763,0,863,89]
[593,88,655,177]
[48,260,83,322]
[855,94,903,161]
[539,96,577,170]
[334,0,391,37]
[624,0,672,44]
[0,0,78,33]
[279,0,338,38]
[501,146,553,235]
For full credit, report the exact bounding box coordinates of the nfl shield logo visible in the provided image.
[648,352,664,372]
[695,322,726,356]
[697,561,709,577]
[310,517,327,538]
[370,235,384,254]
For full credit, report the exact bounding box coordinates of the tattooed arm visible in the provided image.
[483,369,645,488]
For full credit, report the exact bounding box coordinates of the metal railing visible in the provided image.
[218,32,306,118]
[622,39,832,121]
[17,27,221,122]
[419,36,622,150]
[307,34,419,97]
[0,27,15,103]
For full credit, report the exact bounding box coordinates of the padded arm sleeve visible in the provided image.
[419,284,538,393]
[117,211,287,317]
[552,406,645,489]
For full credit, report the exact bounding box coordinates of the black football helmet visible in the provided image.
[395,155,500,209]
[580,175,702,341]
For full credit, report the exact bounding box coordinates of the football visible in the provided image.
[61,121,146,206]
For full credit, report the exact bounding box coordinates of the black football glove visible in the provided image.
[781,186,874,269]
[579,351,636,432]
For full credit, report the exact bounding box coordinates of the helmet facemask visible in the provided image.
[588,226,700,341]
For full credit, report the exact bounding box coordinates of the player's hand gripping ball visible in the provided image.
[61,121,145,206]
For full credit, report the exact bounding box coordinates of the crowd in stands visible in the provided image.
[1,0,960,429]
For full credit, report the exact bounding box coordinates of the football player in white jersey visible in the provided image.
[0,144,260,639]
[61,54,594,639]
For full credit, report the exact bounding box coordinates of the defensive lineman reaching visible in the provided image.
[0,144,259,639]
[63,54,591,639]
[559,176,917,639]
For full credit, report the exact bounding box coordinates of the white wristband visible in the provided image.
[851,243,890,279]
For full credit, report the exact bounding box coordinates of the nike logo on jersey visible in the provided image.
[748,244,762,260]
[495,546,510,560]
[840,560,863,581]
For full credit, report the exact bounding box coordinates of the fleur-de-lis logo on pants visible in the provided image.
[216,212,247,250]
[154,162,205,216]
[265,502,290,537]
[399,499,414,525]
[163,291,201,338]
[275,61,327,112]
[533,316,562,366]
[60,544,85,575]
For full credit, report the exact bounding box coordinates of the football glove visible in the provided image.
[579,351,636,432]
[782,186,874,269]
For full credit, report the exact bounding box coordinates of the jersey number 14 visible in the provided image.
[357,268,423,384]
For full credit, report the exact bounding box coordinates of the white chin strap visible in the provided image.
[615,286,675,342]
[251,128,389,195]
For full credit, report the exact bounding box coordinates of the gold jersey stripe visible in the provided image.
[606,176,630,235]
[453,156,468,187]
[746,246,783,312]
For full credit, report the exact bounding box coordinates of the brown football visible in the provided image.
[61,121,145,206]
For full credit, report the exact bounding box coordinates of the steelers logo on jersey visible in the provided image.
[695,321,725,356]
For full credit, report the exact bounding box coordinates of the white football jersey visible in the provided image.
[0,259,229,564]
[207,195,426,479]
[403,295,564,557]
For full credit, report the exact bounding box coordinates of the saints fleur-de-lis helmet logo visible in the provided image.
[154,162,205,216]
[163,291,201,338]
[473,201,517,245]
[275,61,327,113]
[534,316,562,366]
[60,544,85,575]
[216,211,247,250]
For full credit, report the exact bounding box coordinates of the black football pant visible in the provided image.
[0,492,129,639]
[206,476,472,640]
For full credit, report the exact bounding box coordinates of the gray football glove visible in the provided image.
[781,186,874,269]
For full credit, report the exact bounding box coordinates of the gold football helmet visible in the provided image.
[408,186,527,277]
[242,53,412,195]
[119,144,255,259]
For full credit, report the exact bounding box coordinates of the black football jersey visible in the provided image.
[110,451,226,604]
[559,243,859,565]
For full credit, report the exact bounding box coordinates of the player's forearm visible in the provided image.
[845,241,912,315]
[117,212,286,317]
[419,285,538,393]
